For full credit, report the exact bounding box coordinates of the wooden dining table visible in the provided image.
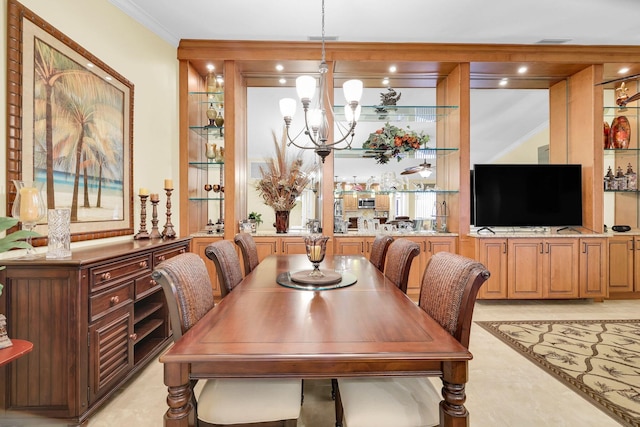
[160,254,473,427]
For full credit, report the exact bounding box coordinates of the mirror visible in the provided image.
[247,87,321,232]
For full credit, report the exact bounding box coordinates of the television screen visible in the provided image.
[473,164,582,228]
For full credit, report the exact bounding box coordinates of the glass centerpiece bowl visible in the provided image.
[303,234,329,277]
[11,180,46,258]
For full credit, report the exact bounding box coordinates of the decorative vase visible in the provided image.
[610,116,631,149]
[274,211,290,233]
[46,208,71,259]
[604,121,612,149]
[11,179,46,258]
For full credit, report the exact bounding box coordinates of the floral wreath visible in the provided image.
[362,122,430,164]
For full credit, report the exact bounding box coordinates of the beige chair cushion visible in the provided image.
[338,377,440,427]
[197,378,302,424]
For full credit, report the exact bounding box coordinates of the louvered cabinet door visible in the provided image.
[88,306,134,404]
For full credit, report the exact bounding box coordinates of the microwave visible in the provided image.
[358,198,375,209]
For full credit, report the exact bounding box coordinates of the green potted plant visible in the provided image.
[248,212,263,233]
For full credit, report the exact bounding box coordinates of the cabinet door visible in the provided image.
[343,194,358,211]
[375,194,390,210]
[476,238,508,299]
[635,237,640,293]
[543,238,579,298]
[281,237,307,254]
[335,237,366,255]
[608,236,634,293]
[404,237,426,295]
[508,239,544,298]
[89,306,134,404]
[253,236,278,261]
[192,237,223,297]
[579,238,608,298]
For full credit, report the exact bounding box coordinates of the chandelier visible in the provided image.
[279,0,363,163]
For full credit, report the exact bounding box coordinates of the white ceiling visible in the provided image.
[110,0,640,47]
[108,0,638,177]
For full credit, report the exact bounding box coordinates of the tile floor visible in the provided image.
[88,299,639,426]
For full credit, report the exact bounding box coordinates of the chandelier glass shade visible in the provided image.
[279,0,363,163]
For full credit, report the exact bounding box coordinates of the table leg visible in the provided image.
[440,361,469,427]
[163,362,194,427]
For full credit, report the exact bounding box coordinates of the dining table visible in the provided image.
[160,254,473,427]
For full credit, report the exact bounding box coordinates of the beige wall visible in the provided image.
[0,0,180,249]
[494,126,550,164]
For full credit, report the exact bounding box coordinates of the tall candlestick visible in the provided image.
[134,194,150,240]
[139,187,149,196]
[162,187,176,239]
[149,197,162,239]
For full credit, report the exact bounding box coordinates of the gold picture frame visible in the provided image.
[6,0,134,243]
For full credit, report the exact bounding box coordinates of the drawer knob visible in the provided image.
[129,333,137,341]
[150,279,157,286]
[139,260,148,268]
[101,272,111,280]
[179,248,186,254]
[110,296,120,306]
[158,255,166,261]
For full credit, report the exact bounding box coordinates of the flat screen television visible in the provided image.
[473,164,582,228]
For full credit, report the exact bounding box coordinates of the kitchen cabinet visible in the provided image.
[342,193,358,211]
[375,194,390,211]
[0,238,190,425]
[608,235,640,298]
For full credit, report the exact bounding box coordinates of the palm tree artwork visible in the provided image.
[32,39,125,222]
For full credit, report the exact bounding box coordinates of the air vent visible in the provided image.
[535,38,571,44]
[308,36,339,41]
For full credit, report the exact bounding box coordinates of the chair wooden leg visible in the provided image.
[331,378,337,400]
[334,380,343,427]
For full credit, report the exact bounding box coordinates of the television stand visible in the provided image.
[557,226,581,233]
[476,227,495,234]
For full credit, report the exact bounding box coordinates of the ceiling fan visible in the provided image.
[401,161,433,177]
[596,73,640,108]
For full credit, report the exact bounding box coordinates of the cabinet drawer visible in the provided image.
[153,245,188,266]
[90,283,134,322]
[135,273,159,299]
[90,254,152,292]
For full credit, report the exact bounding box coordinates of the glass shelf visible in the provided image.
[189,196,224,201]
[189,125,224,138]
[188,161,224,170]
[604,148,640,154]
[333,105,458,122]
[333,147,458,159]
[604,106,640,117]
[335,189,458,196]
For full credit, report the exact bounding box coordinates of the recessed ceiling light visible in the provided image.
[105,76,112,81]
[86,63,94,68]
[499,78,508,86]
[207,64,215,71]
[279,78,287,84]
[389,66,397,73]
[275,64,284,71]
[619,67,630,74]
[518,66,528,74]
[382,78,390,85]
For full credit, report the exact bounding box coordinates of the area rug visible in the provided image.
[476,320,640,427]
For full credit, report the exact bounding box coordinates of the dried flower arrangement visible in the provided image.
[362,122,430,164]
[256,131,318,211]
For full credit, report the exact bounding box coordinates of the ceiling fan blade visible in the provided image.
[401,162,432,175]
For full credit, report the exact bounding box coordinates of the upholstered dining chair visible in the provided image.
[334,252,490,427]
[234,233,260,276]
[152,252,302,427]
[383,238,420,294]
[204,240,244,298]
[368,235,394,272]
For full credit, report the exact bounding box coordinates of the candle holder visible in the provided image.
[162,187,176,239]
[303,234,329,277]
[11,179,46,258]
[149,195,162,239]
[134,194,150,240]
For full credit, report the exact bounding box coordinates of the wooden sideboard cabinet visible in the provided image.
[0,237,190,426]
[607,235,640,298]
[474,236,607,300]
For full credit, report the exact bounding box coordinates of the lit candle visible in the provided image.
[164,179,173,189]
[19,187,40,223]
[139,187,149,196]
[310,244,322,262]
[150,193,160,202]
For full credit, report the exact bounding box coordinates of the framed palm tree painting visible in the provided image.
[6,0,134,242]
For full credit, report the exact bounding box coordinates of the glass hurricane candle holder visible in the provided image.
[11,179,46,258]
[303,234,329,277]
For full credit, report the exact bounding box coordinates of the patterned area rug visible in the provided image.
[476,320,640,427]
